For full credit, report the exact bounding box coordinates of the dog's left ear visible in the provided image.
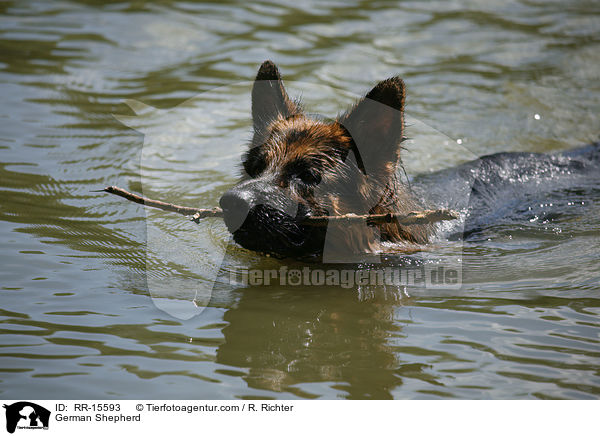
[252,60,299,133]
[338,77,405,173]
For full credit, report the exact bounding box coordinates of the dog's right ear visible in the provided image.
[338,77,406,176]
[252,60,298,133]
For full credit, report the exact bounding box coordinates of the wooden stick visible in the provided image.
[303,210,459,226]
[102,186,223,220]
[101,186,458,226]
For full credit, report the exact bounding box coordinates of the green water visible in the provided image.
[1,0,599,399]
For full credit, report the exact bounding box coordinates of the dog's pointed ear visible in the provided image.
[338,77,406,174]
[252,60,298,132]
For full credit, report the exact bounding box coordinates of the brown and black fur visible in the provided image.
[219,60,433,259]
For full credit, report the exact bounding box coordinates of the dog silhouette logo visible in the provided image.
[3,402,50,434]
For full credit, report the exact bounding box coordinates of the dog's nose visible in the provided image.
[219,189,253,213]
[219,189,254,231]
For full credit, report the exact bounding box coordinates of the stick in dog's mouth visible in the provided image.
[102,186,458,227]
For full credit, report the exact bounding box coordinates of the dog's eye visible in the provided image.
[297,169,321,186]
[283,158,322,186]
[242,146,267,177]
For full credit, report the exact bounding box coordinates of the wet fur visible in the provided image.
[220,61,600,259]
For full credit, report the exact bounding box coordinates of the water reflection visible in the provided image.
[216,285,405,399]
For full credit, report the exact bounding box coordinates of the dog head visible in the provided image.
[220,60,427,258]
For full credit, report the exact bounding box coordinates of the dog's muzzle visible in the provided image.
[219,180,322,257]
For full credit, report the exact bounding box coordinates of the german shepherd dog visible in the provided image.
[219,60,600,259]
